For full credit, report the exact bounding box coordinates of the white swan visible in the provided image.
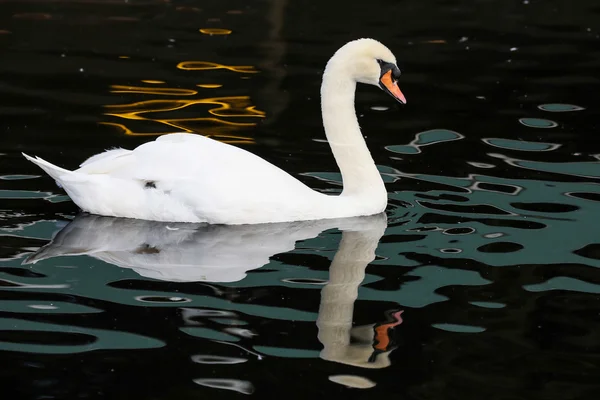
[23,38,406,224]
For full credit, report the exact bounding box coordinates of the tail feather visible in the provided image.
[24,244,88,265]
[22,153,72,186]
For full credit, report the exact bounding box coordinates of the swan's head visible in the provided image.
[329,38,406,104]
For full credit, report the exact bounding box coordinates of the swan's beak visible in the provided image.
[379,70,406,104]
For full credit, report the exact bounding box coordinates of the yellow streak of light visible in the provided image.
[177,61,258,74]
[105,96,265,119]
[199,28,232,35]
[141,80,165,84]
[103,96,265,143]
[197,84,222,88]
[110,85,198,96]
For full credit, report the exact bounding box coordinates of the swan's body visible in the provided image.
[23,38,406,225]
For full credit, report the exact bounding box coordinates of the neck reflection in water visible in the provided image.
[25,212,402,385]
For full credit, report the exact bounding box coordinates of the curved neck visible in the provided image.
[320,64,385,198]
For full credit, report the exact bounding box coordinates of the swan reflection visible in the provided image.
[316,216,402,371]
[25,212,402,378]
[26,213,384,282]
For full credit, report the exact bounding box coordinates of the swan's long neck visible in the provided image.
[320,60,386,201]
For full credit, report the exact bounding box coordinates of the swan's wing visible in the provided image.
[154,132,204,144]
[76,134,222,175]
[69,133,321,223]
[76,133,297,185]
[79,148,131,169]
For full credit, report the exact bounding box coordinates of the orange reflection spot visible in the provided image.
[119,56,130,59]
[0,30,11,34]
[177,61,258,74]
[197,84,222,88]
[374,310,404,351]
[199,28,232,35]
[424,40,447,44]
[141,80,165,84]
[110,85,198,96]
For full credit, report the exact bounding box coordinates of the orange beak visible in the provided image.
[379,70,406,104]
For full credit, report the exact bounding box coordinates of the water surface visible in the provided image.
[1,0,600,399]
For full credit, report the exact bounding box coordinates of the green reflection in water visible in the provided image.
[513,160,600,179]
[469,301,506,309]
[180,327,240,342]
[413,129,463,145]
[384,172,600,272]
[385,145,420,155]
[538,103,585,112]
[518,118,558,128]
[0,301,102,314]
[386,129,463,155]
[0,220,67,240]
[254,345,320,358]
[524,277,600,294]
[46,195,71,203]
[431,323,486,333]
[378,266,491,308]
[483,138,559,152]
[0,189,53,199]
[0,318,164,354]
[303,165,398,185]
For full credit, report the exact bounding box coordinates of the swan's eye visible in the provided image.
[377,60,399,81]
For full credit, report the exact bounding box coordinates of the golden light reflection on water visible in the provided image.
[141,80,165,84]
[102,58,263,144]
[110,85,198,96]
[199,28,233,35]
[177,61,258,74]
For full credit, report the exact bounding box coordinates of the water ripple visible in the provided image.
[524,277,600,294]
[0,318,164,354]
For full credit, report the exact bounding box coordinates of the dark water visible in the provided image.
[2,0,600,398]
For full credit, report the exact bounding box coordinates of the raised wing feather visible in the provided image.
[80,148,131,168]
